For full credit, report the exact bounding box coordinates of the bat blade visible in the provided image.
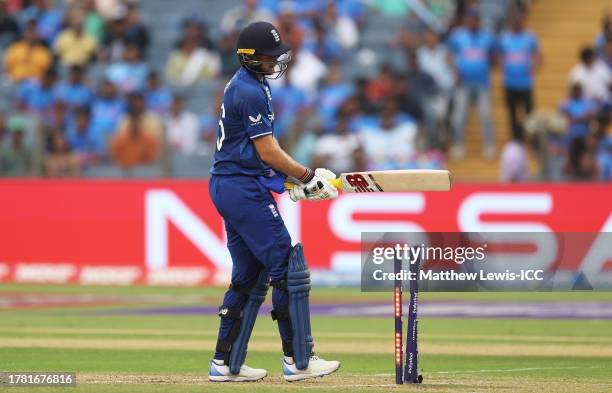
[339,170,451,193]
[283,170,451,193]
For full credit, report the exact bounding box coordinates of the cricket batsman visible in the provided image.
[207,21,341,382]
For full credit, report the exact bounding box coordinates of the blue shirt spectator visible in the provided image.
[19,1,63,45]
[559,84,599,142]
[448,21,495,88]
[90,80,125,152]
[144,71,172,114]
[17,70,58,121]
[317,67,353,127]
[498,28,540,90]
[55,66,94,111]
[66,108,101,155]
[106,44,149,94]
[271,81,309,138]
[598,134,612,180]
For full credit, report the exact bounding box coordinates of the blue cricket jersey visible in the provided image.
[498,30,539,90]
[210,67,275,177]
[448,27,495,88]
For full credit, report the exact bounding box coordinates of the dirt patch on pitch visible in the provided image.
[75,373,612,392]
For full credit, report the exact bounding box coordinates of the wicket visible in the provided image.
[394,257,423,384]
[393,258,403,385]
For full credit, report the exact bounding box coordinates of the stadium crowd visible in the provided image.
[0,0,609,181]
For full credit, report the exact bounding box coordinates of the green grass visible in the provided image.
[1,284,612,392]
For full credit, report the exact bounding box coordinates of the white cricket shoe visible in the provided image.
[208,359,267,382]
[282,355,340,382]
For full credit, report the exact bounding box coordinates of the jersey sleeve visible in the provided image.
[236,85,273,139]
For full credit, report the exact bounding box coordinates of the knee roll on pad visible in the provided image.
[287,243,314,370]
[228,269,269,375]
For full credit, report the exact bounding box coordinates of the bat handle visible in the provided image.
[284,178,342,191]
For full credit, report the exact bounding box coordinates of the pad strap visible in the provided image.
[282,340,294,356]
[271,308,290,321]
[228,270,270,374]
[270,279,287,290]
[216,306,243,363]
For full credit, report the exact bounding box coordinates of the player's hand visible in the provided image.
[289,168,338,202]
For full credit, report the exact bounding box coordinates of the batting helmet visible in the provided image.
[236,21,292,79]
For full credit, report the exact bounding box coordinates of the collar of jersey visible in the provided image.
[239,66,269,89]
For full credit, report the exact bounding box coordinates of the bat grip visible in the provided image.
[284,178,341,192]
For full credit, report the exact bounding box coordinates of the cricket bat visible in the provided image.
[284,170,451,193]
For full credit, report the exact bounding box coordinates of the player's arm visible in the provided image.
[252,135,337,201]
[252,134,312,181]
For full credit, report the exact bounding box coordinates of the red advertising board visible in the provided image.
[0,180,610,285]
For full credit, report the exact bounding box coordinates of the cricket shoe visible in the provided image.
[208,359,267,382]
[282,355,340,381]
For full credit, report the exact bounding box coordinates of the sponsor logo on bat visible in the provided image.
[346,174,379,192]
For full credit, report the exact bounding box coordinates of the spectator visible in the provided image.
[0,119,31,176]
[394,74,423,125]
[291,119,323,168]
[123,3,149,57]
[306,17,341,63]
[90,79,125,154]
[595,12,611,59]
[417,29,455,101]
[353,77,377,114]
[0,0,19,49]
[500,126,529,182]
[569,47,611,102]
[322,1,359,50]
[417,30,454,147]
[559,83,598,144]
[116,92,162,139]
[271,76,310,140]
[498,10,542,139]
[180,16,216,50]
[367,63,396,104]
[0,112,7,148]
[358,100,418,170]
[272,50,327,100]
[45,131,81,177]
[565,134,600,180]
[219,0,275,34]
[42,101,69,151]
[448,7,496,159]
[55,65,95,111]
[4,20,52,82]
[101,16,129,63]
[601,38,612,69]
[165,35,221,86]
[21,0,63,45]
[312,114,361,173]
[144,71,172,114]
[199,87,224,150]
[110,113,160,170]
[54,7,98,67]
[106,44,149,94]
[16,68,58,122]
[595,111,611,180]
[164,96,200,155]
[317,65,353,129]
[92,0,124,20]
[82,0,105,43]
[66,106,100,165]
[404,50,441,148]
